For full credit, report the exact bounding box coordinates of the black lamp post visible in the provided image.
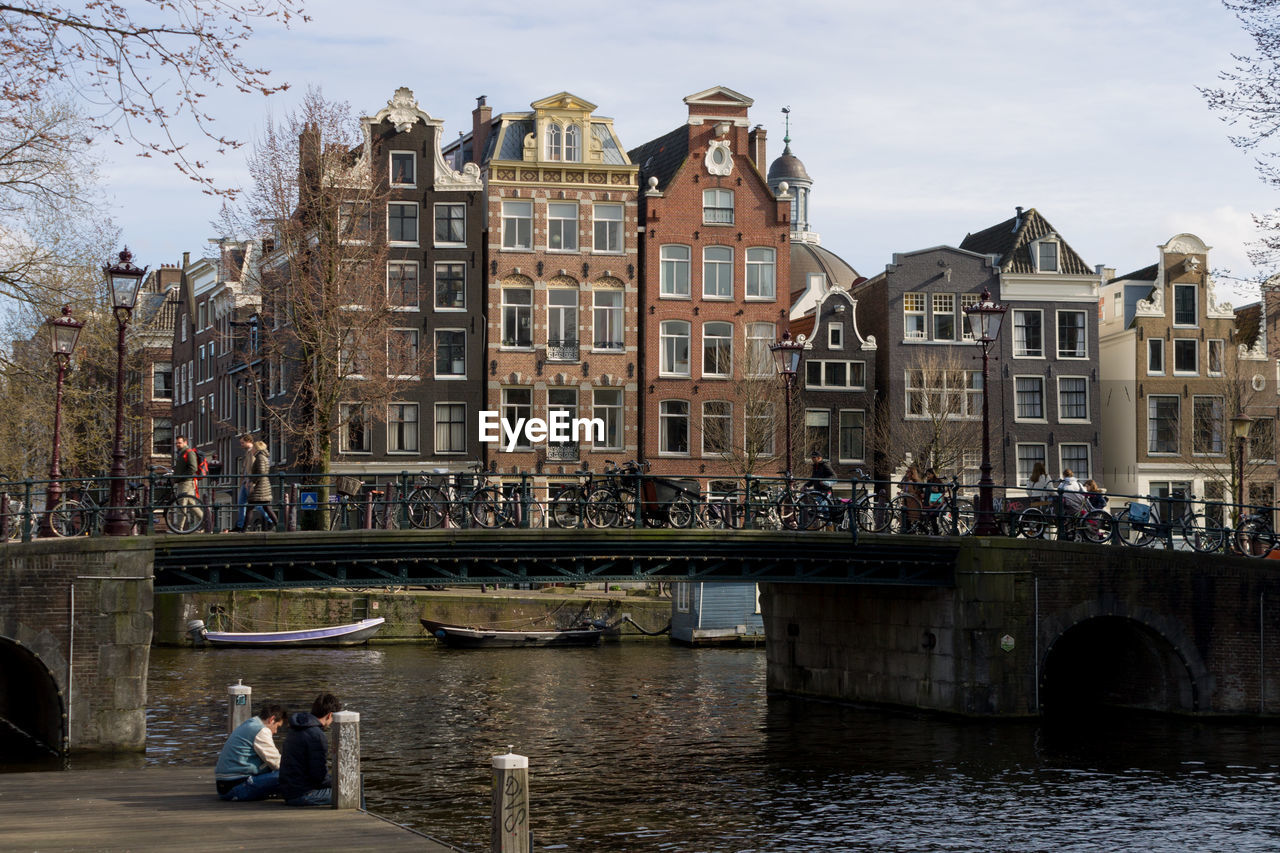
[963,288,1008,536]
[769,330,806,480]
[1231,413,1254,521]
[38,305,84,537]
[101,249,147,537]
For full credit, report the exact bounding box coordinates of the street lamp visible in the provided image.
[963,288,1008,536]
[1231,413,1254,520]
[38,305,84,537]
[101,249,147,536]
[770,330,806,480]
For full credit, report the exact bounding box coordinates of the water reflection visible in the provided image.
[10,644,1280,851]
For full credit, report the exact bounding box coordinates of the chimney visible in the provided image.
[1013,206,1024,231]
[298,122,321,197]
[471,95,492,166]
[748,124,767,172]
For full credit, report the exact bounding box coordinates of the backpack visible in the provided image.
[184,447,210,479]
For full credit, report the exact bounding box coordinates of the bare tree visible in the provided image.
[873,346,981,479]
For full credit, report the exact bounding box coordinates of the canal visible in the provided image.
[15,643,1280,851]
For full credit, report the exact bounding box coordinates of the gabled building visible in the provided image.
[171,253,218,464]
[1100,233,1275,511]
[628,86,791,486]
[126,264,181,474]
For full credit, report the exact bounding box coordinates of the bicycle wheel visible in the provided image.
[550,488,584,529]
[773,490,802,530]
[585,488,624,528]
[1235,516,1278,558]
[523,500,546,529]
[1014,507,1048,539]
[406,486,443,529]
[888,495,926,535]
[947,498,975,536]
[1078,509,1115,544]
[1180,513,1223,553]
[469,487,504,528]
[50,499,88,537]
[856,496,892,534]
[796,491,828,530]
[164,495,204,535]
[1114,509,1156,547]
[666,493,696,529]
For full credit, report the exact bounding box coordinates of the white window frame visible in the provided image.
[1057,376,1089,423]
[805,360,867,390]
[390,150,415,188]
[564,124,581,162]
[932,293,956,341]
[746,322,776,377]
[1147,395,1180,456]
[592,203,623,254]
[1192,394,1225,457]
[388,260,420,311]
[387,402,419,454]
[1012,309,1044,358]
[1058,444,1091,480]
[1208,339,1225,377]
[660,244,691,298]
[546,288,579,356]
[960,293,979,340]
[903,292,926,341]
[1014,375,1047,422]
[153,361,173,401]
[1173,338,1198,376]
[701,400,732,457]
[386,328,421,380]
[1056,309,1088,359]
[592,388,624,451]
[828,322,844,350]
[659,399,691,456]
[1035,239,1060,273]
[702,189,734,225]
[1173,283,1198,327]
[501,388,533,451]
[339,402,371,454]
[702,321,733,379]
[745,247,776,300]
[592,289,624,352]
[434,402,466,454]
[547,201,578,252]
[434,202,466,246]
[434,262,466,312]
[434,329,466,380]
[1148,338,1165,376]
[703,245,733,300]
[388,201,419,246]
[1016,443,1048,486]
[660,320,691,377]
[838,409,866,463]
[545,123,562,161]
[501,288,533,349]
[501,200,533,251]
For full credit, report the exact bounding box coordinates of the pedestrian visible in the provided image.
[1058,467,1085,513]
[1082,478,1108,511]
[233,433,254,532]
[279,693,343,807]
[214,703,287,801]
[1024,461,1051,506]
[173,434,199,499]
[247,439,278,530]
[809,450,836,491]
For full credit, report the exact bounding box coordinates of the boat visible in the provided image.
[186,617,385,647]
[419,617,605,649]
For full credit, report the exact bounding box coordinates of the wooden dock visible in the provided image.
[0,767,461,852]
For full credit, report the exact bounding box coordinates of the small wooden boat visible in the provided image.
[186,617,385,648]
[420,617,604,649]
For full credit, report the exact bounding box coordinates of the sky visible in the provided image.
[102,0,1279,305]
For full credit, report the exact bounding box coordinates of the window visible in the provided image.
[1057,310,1087,358]
[1250,417,1276,462]
[565,125,581,162]
[339,403,371,453]
[593,389,623,450]
[660,320,691,376]
[703,189,734,224]
[1148,338,1165,375]
[1148,395,1180,454]
[1059,444,1090,480]
[1208,339,1225,376]
[388,403,419,453]
[828,322,844,350]
[434,203,465,245]
[435,404,466,454]
[746,400,775,457]
[434,263,465,310]
[1016,444,1047,486]
[592,290,623,351]
[1013,310,1043,357]
[746,323,775,377]
[501,389,532,451]
[933,293,955,341]
[593,204,623,253]
[660,400,690,454]
[435,330,465,377]
[702,322,733,378]
[546,123,562,160]
[502,200,533,250]
[703,246,733,299]
[390,151,415,186]
[387,329,420,378]
[838,410,865,462]
[153,362,173,400]
[388,202,418,244]
[1174,339,1197,375]
[1058,377,1088,421]
[1037,241,1059,272]
[960,293,979,340]
[548,388,578,457]
[502,288,532,347]
[338,329,368,378]
[1015,377,1045,420]
[1192,396,1224,455]
[1174,283,1197,326]
[805,410,831,459]
[388,261,419,309]
[152,417,173,456]
[805,360,867,389]
[746,248,775,299]
[660,245,691,297]
[702,400,732,456]
[547,202,578,251]
[547,289,578,358]
[339,201,371,239]
[905,369,982,419]
[903,292,926,340]
[197,302,207,331]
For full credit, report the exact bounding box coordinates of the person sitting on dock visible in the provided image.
[278,693,342,807]
[214,703,287,802]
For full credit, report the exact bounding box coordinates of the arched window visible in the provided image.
[565,124,581,162]
[546,124,562,161]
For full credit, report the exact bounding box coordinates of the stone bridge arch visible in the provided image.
[1039,600,1211,714]
[0,635,66,757]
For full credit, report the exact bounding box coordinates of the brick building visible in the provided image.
[126,264,181,475]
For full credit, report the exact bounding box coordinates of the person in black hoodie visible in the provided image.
[278,693,342,806]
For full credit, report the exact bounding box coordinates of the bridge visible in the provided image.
[2,529,1278,756]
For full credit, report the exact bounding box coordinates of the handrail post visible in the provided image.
[949,478,960,536]
[21,478,32,542]
[743,474,754,530]
[203,481,215,533]
[519,471,530,529]
[0,492,9,541]
[848,477,859,547]
[363,483,374,530]
[287,482,298,532]
[398,471,409,529]
[633,470,643,529]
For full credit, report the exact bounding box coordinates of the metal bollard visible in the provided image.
[491,748,530,853]
[331,710,361,810]
[227,680,252,733]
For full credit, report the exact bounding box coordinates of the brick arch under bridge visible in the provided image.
[0,636,65,756]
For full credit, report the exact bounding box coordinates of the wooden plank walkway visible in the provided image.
[0,767,461,852]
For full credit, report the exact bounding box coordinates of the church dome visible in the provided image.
[768,144,811,184]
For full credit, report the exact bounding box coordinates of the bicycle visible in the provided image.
[1114,494,1218,551]
[1013,490,1114,544]
[405,464,487,529]
[330,479,398,530]
[889,477,973,536]
[549,467,594,529]
[470,477,547,529]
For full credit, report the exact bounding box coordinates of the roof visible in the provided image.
[591,122,627,165]
[768,144,810,184]
[959,208,1093,275]
[1236,301,1262,348]
[1109,263,1158,283]
[789,313,816,338]
[628,125,688,192]
[791,242,860,299]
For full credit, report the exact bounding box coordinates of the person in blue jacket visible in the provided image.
[214,703,287,801]
[278,693,343,806]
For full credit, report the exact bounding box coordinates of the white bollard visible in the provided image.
[492,748,530,853]
[331,710,361,810]
[227,680,251,733]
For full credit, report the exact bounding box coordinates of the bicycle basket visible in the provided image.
[1128,502,1151,523]
[335,476,363,497]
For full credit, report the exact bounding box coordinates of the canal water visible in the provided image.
[27,644,1280,850]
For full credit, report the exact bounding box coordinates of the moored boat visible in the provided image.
[420,617,604,649]
[187,617,385,647]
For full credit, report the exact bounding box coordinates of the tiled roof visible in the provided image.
[1109,263,1158,283]
[628,125,688,192]
[496,119,531,161]
[591,123,627,165]
[1236,301,1262,348]
[959,208,1093,275]
[789,313,816,338]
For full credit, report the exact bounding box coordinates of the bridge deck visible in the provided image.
[0,767,457,852]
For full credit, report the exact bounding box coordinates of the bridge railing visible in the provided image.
[1,469,1276,557]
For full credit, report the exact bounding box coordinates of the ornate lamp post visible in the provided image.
[963,288,1008,536]
[38,305,84,537]
[101,249,147,536]
[769,330,806,480]
[1231,413,1254,520]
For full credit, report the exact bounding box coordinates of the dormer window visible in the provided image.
[546,124,562,161]
[565,125,581,162]
[1036,239,1059,273]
